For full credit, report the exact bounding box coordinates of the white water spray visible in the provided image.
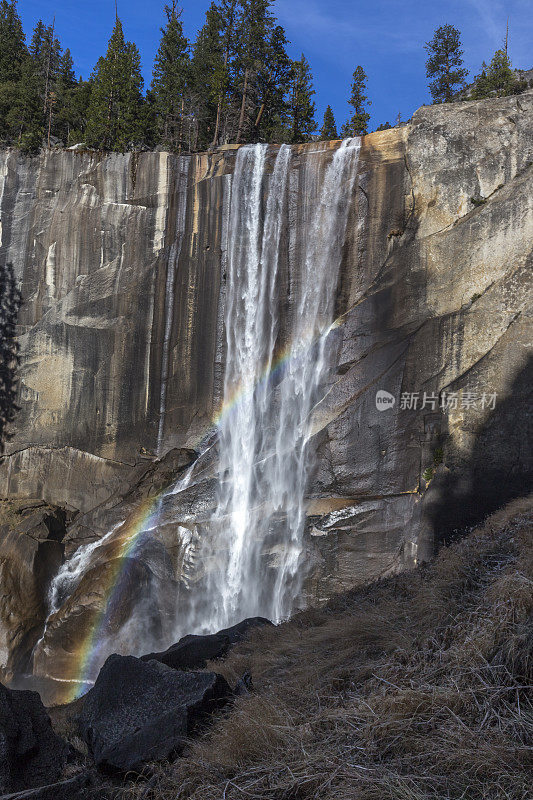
[194,138,361,630]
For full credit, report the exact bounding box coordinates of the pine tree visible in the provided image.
[151,2,190,152]
[0,0,27,83]
[233,0,276,144]
[343,65,370,136]
[29,19,62,105]
[212,0,240,146]
[471,61,490,99]
[320,105,337,140]
[471,49,517,99]
[289,54,316,143]
[29,20,47,64]
[0,0,30,145]
[54,49,90,146]
[7,18,66,150]
[425,24,468,103]
[189,2,225,151]
[86,17,145,151]
[15,55,45,151]
[0,261,22,452]
[255,24,292,142]
[376,121,392,131]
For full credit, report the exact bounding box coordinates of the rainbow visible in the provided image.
[55,320,339,704]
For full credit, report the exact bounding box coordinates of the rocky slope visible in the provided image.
[0,92,531,686]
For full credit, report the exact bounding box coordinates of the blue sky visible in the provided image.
[17,0,532,131]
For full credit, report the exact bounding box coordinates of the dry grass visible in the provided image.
[111,496,532,799]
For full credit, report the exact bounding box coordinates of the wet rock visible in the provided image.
[63,447,198,556]
[0,683,68,794]
[78,655,231,772]
[0,502,69,681]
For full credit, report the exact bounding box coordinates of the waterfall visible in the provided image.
[198,138,361,630]
[33,140,360,688]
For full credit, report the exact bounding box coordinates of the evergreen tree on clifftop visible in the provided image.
[54,49,90,146]
[151,2,190,152]
[255,24,292,143]
[320,105,337,140]
[289,54,316,143]
[209,0,239,146]
[232,0,276,144]
[425,24,468,102]
[189,3,226,150]
[0,0,28,145]
[471,49,517,99]
[342,65,370,136]
[85,17,144,150]
[0,0,26,82]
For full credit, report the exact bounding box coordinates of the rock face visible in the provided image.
[0,683,68,793]
[78,655,231,771]
[0,93,532,687]
[0,501,69,681]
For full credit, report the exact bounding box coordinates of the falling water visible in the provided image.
[34,140,360,688]
[199,138,361,630]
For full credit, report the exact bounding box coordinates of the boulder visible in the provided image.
[218,617,273,644]
[141,617,273,671]
[78,655,231,772]
[141,632,231,670]
[0,683,68,794]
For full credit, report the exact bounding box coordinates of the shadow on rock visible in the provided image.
[428,356,533,545]
[0,683,68,794]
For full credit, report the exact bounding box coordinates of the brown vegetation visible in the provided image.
[92,497,533,798]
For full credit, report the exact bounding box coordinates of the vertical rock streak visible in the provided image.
[205,139,361,628]
[157,157,190,453]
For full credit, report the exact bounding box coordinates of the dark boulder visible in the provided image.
[141,632,231,670]
[217,617,273,645]
[142,617,273,671]
[78,655,231,772]
[0,683,68,794]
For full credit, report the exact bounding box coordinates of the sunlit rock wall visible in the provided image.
[0,92,532,605]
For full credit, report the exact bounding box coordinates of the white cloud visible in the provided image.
[274,0,423,60]
[465,0,505,46]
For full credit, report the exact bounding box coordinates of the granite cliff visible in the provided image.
[0,92,531,690]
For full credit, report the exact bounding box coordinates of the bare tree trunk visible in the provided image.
[212,101,222,148]
[178,97,184,155]
[47,96,54,148]
[292,76,299,142]
[43,17,56,113]
[236,68,249,144]
[254,102,265,129]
